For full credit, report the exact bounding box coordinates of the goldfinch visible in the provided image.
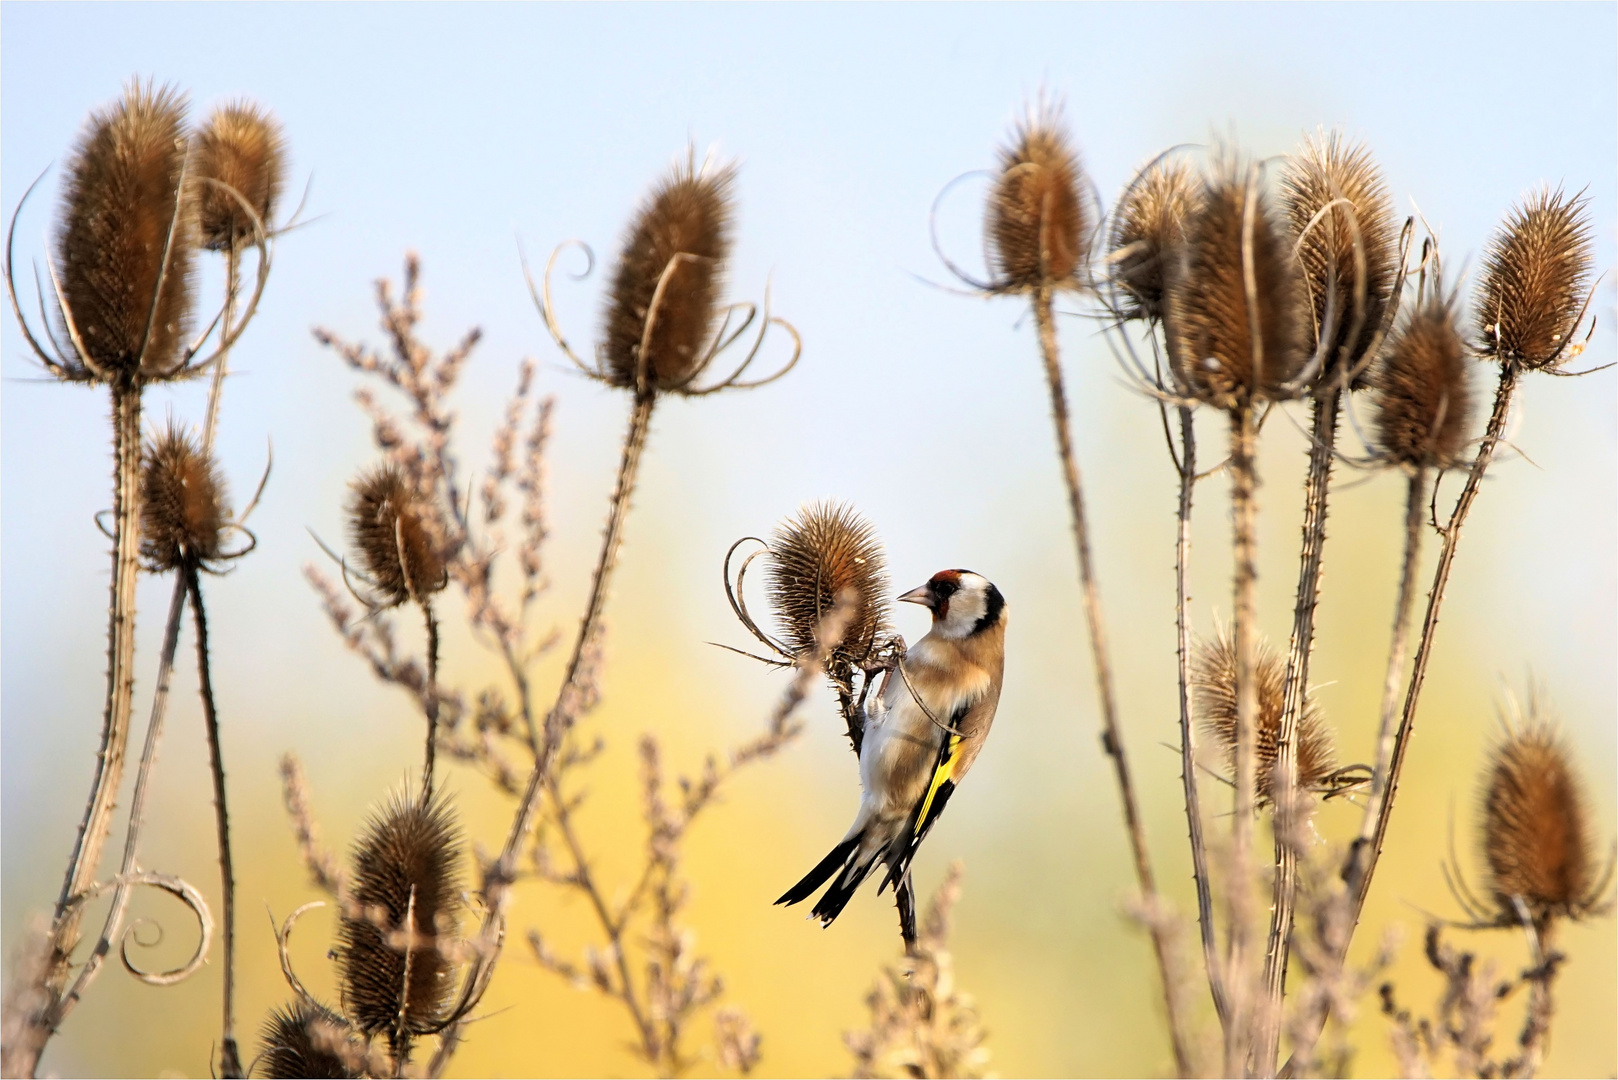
[777,569,1007,944]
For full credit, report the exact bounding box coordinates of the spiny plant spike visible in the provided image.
[766,501,891,665]
[1109,158,1195,321]
[986,107,1087,291]
[346,463,448,608]
[1477,187,1595,370]
[141,422,229,571]
[1482,721,1600,924]
[194,101,287,253]
[1372,293,1475,469]
[256,1002,358,1079]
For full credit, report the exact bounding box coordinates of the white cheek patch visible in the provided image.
[941,582,987,638]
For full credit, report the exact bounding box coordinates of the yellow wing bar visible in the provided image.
[914,734,963,836]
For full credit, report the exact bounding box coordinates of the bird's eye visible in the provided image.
[933,580,957,599]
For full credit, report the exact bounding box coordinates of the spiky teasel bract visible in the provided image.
[346,464,449,608]
[601,153,735,392]
[194,101,287,252]
[1476,187,1594,370]
[1191,630,1336,803]
[1479,720,1607,925]
[1108,158,1194,320]
[140,421,229,571]
[54,80,196,382]
[766,501,891,674]
[256,1001,358,1079]
[1280,131,1398,389]
[1164,160,1306,408]
[986,106,1089,291]
[337,791,463,1045]
[1371,293,1474,469]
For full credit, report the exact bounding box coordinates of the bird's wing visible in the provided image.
[878,693,987,893]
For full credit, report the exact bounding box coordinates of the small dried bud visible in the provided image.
[766,502,890,672]
[337,792,462,1043]
[55,80,196,381]
[1164,160,1306,408]
[1481,720,1600,924]
[987,108,1088,291]
[1192,631,1335,804]
[713,1007,762,1075]
[1476,187,1594,369]
[1108,158,1194,320]
[194,101,287,251]
[602,154,735,393]
[140,422,228,571]
[1372,294,1473,469]
[346,464,447,607]
[1280,132,1398,387]
[255,1002,359,1079]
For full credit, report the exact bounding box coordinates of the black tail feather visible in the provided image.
[777,836,859,907]
[809,858,876,926]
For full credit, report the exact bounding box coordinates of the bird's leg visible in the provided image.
[895,873,918,955]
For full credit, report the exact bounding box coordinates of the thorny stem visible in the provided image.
[422,600,440,801]
[187,565,242,1078]
[1226,404,1260,1079]
[1031,288,1191,1077]
[28,380,144,1077]
[50,575,187,1039]
[203,247,239,454]
[1173,405,1229,1029]
[429,390,656,1076]
[1258,389,1341,1073]
[1512,923,1558,1079]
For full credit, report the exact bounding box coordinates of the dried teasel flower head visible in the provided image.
[256,1002,358,1079]
[1164,156,1307,408]
[346,464,448,607]
[140,421,229,571]
[193,100,287,252]
[1480,716,1606,925]
[1108,156,1194,320]
[1371,291,1474,469]
[766,502,891,671]
[1280,131,1399,389]
[337,791,462,1045]
[601,151,736,393]
[1192,630,1336,804]
[1476,186,1595,370]
[986,102,1090,292]
[54,80,196,382]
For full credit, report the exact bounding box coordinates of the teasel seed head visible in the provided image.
[346,464,448,607]
[55,80,197,382]
[140,421,229,571]
[766,502,891,674]
[601,153,735,393]
[1481,719,1603,925]
[1164,159,1307,408]
[1108,157,1194,320]
[1371,292,1474,469]
[256,1002,358,1078]
[986,106,1089,292]
[337,791,463,1043]
[1192,630,1336,804]
[194,100,287,252]
[1280,131,1398,389]
[1476,186,1595,370]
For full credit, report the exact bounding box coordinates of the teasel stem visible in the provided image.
[203,246,239,453]
[421,599,440,802]
[1513,919,1558,1078]
[31,379,145,1073]
[1172,403,1229,1029]
[185,563,241,1077]
[1225,402,1261,1078]
[49,572,187,1040]
[1031,287,1191,1076]
[1257,387,1341,1072]
[429,389,656,1076]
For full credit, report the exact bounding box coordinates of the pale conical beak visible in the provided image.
[897,584,934,609]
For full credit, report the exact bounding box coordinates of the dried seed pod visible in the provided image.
[766,502,890,670]
[1280,132,1398,387]
[1481,721,1599,924]
[1192,630,1335,804]
[601,154,735,392]
[1108,158,1194,320]
[986,109,1088,291]
[140,421,229,571]
[1371,294,1473,468]
[1164,161,1306,408]
[337,792,462,1044]
[55,81,196,380]
[256,1002,358,1079]
[1476,187,1594,369]
[194,100,287,251]
[347,464,448,607]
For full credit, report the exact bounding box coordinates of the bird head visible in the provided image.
[898,570,1006,639]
